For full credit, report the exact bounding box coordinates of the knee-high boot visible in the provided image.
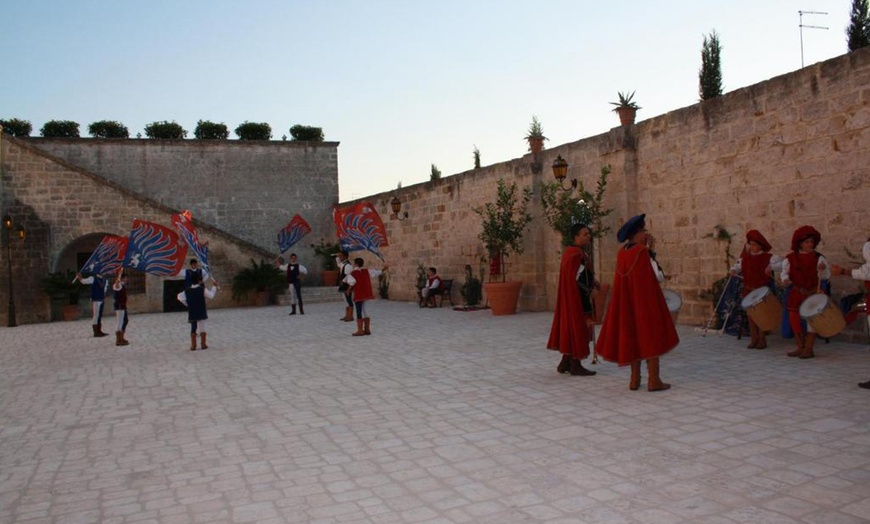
[747,321,759,349]
[647,358,670,392]
[799,333,816,359]
[289,304,297,315]
[93,324,108,337]
[190,333,197,351]
[115,331,129,347]
[342,307,355,322]
[200,333,208,349]
[352,319,365,336]
[629,362,641,390]
[363,318,371,335]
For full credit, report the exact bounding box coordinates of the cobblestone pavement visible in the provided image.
[1,301,869,524]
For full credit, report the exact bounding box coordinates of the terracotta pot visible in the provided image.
[483,281,523,316]
[255,290,270,306]
[616,107,637,126]
[321,270,340,287]
[62,304,82,321]
[527,138,544,154]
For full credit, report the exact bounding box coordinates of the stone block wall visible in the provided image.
[0,138,275,324]
[26,138,339,269]
[354,48,870,336]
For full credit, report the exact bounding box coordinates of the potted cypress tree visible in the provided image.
[473,179,532,315]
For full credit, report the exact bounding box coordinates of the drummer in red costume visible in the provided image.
[831,236,870,388]
[781,225,831,359]
[729,230,782,349]
[547,223,597,377]
[594,214,679,391]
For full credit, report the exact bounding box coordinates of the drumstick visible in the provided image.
[703,275,733,337]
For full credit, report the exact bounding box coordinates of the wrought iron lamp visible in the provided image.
[3,213,26,327]
[390,196,408,221]
[552,155,577,192]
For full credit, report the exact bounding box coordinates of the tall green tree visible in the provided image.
[699,30,723,100]
[847,0,870,51]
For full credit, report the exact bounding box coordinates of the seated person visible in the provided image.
[420,267,442,307]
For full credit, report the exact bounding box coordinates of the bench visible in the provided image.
[418,279,454,308]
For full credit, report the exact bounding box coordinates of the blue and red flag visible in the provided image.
[333,201,389,260]
[123,219,188,276]
[79,235,128,276]
[278,214,312,253]
[172,210,209,273]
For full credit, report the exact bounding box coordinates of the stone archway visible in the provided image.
[54,232,110,273]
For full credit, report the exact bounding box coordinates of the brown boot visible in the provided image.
[93,324,108,338]
[200,333,208,350]
[799,333,816,359]
[787,333,804,357]
[289,305,297,315]
[352,319,365,336]
[557,354,571,374]
[756,330,767,349]
[747,322,758,349]
[647,358,670,391]
[342,307,355,322]
[629,362,641,390]
[570,359,596,376]
[115,331,129,347]
[190,333,197,351]
[363,318,371,335]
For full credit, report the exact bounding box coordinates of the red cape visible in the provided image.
[546,246,592,359]
[594,243,679,365]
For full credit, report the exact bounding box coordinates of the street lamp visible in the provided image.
[552,155,578,192]
[390,195,409,221]
[3,213,26,327]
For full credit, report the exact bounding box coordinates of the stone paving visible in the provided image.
[1,301,869,524]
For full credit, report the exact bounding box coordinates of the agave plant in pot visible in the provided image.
[473,179,532,315]
[610,91,641,126]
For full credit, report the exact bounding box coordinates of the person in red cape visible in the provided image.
[547,223,598,377]
[594,214,679,391]
[781,225,830,359]
[729,230,782,349]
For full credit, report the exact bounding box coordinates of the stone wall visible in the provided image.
[355,48,870,337]
[0,137,276,324]
[26,138,339,262]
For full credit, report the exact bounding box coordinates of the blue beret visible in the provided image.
[617,214,646,243]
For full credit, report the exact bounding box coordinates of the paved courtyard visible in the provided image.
[1,301,869,524]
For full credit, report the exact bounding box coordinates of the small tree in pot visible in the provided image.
[473,179,532,315]
[40,270,84,321]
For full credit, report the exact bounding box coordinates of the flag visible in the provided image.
[278,214,312,253]
[172,210,209,272]
[333,201,389,260]
[123,219,188,276]
[80,235,128,276]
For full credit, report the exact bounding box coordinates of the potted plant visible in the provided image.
[311,239,342,286]
[231,258,285,306]
[40,270,84,321]
[524,115,548,154]
[459,263,484,308]
[473,179,533,315]
[540,165,614,322]
[610,91,640,126]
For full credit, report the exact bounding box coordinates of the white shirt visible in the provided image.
[343,268,383,286]
[176,284,217,306]
[781,253,831,285]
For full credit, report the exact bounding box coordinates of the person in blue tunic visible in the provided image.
[75,272,109,337]
[177,274,218,351]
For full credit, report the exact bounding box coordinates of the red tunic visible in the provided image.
[547,246,592,359]
[350,269,374,302]
[785,251,820,309]
[740,251,773,296]
[594,243,679,366]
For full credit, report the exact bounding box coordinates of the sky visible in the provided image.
[0,1,854,202]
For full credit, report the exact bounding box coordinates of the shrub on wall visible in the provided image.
[289,124,324,141]
[235,122,272,140]
[0,118,33,137]
[699,30,723,100]
[194,120,229,140]
[88,120,129,138]
[40,120,80,138]
[144,121,187,139]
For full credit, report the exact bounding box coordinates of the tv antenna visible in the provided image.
[799,10,828,68]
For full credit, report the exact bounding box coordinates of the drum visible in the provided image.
[799,293,846,338]
[662,289,682,325]
[740,287,782,332]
